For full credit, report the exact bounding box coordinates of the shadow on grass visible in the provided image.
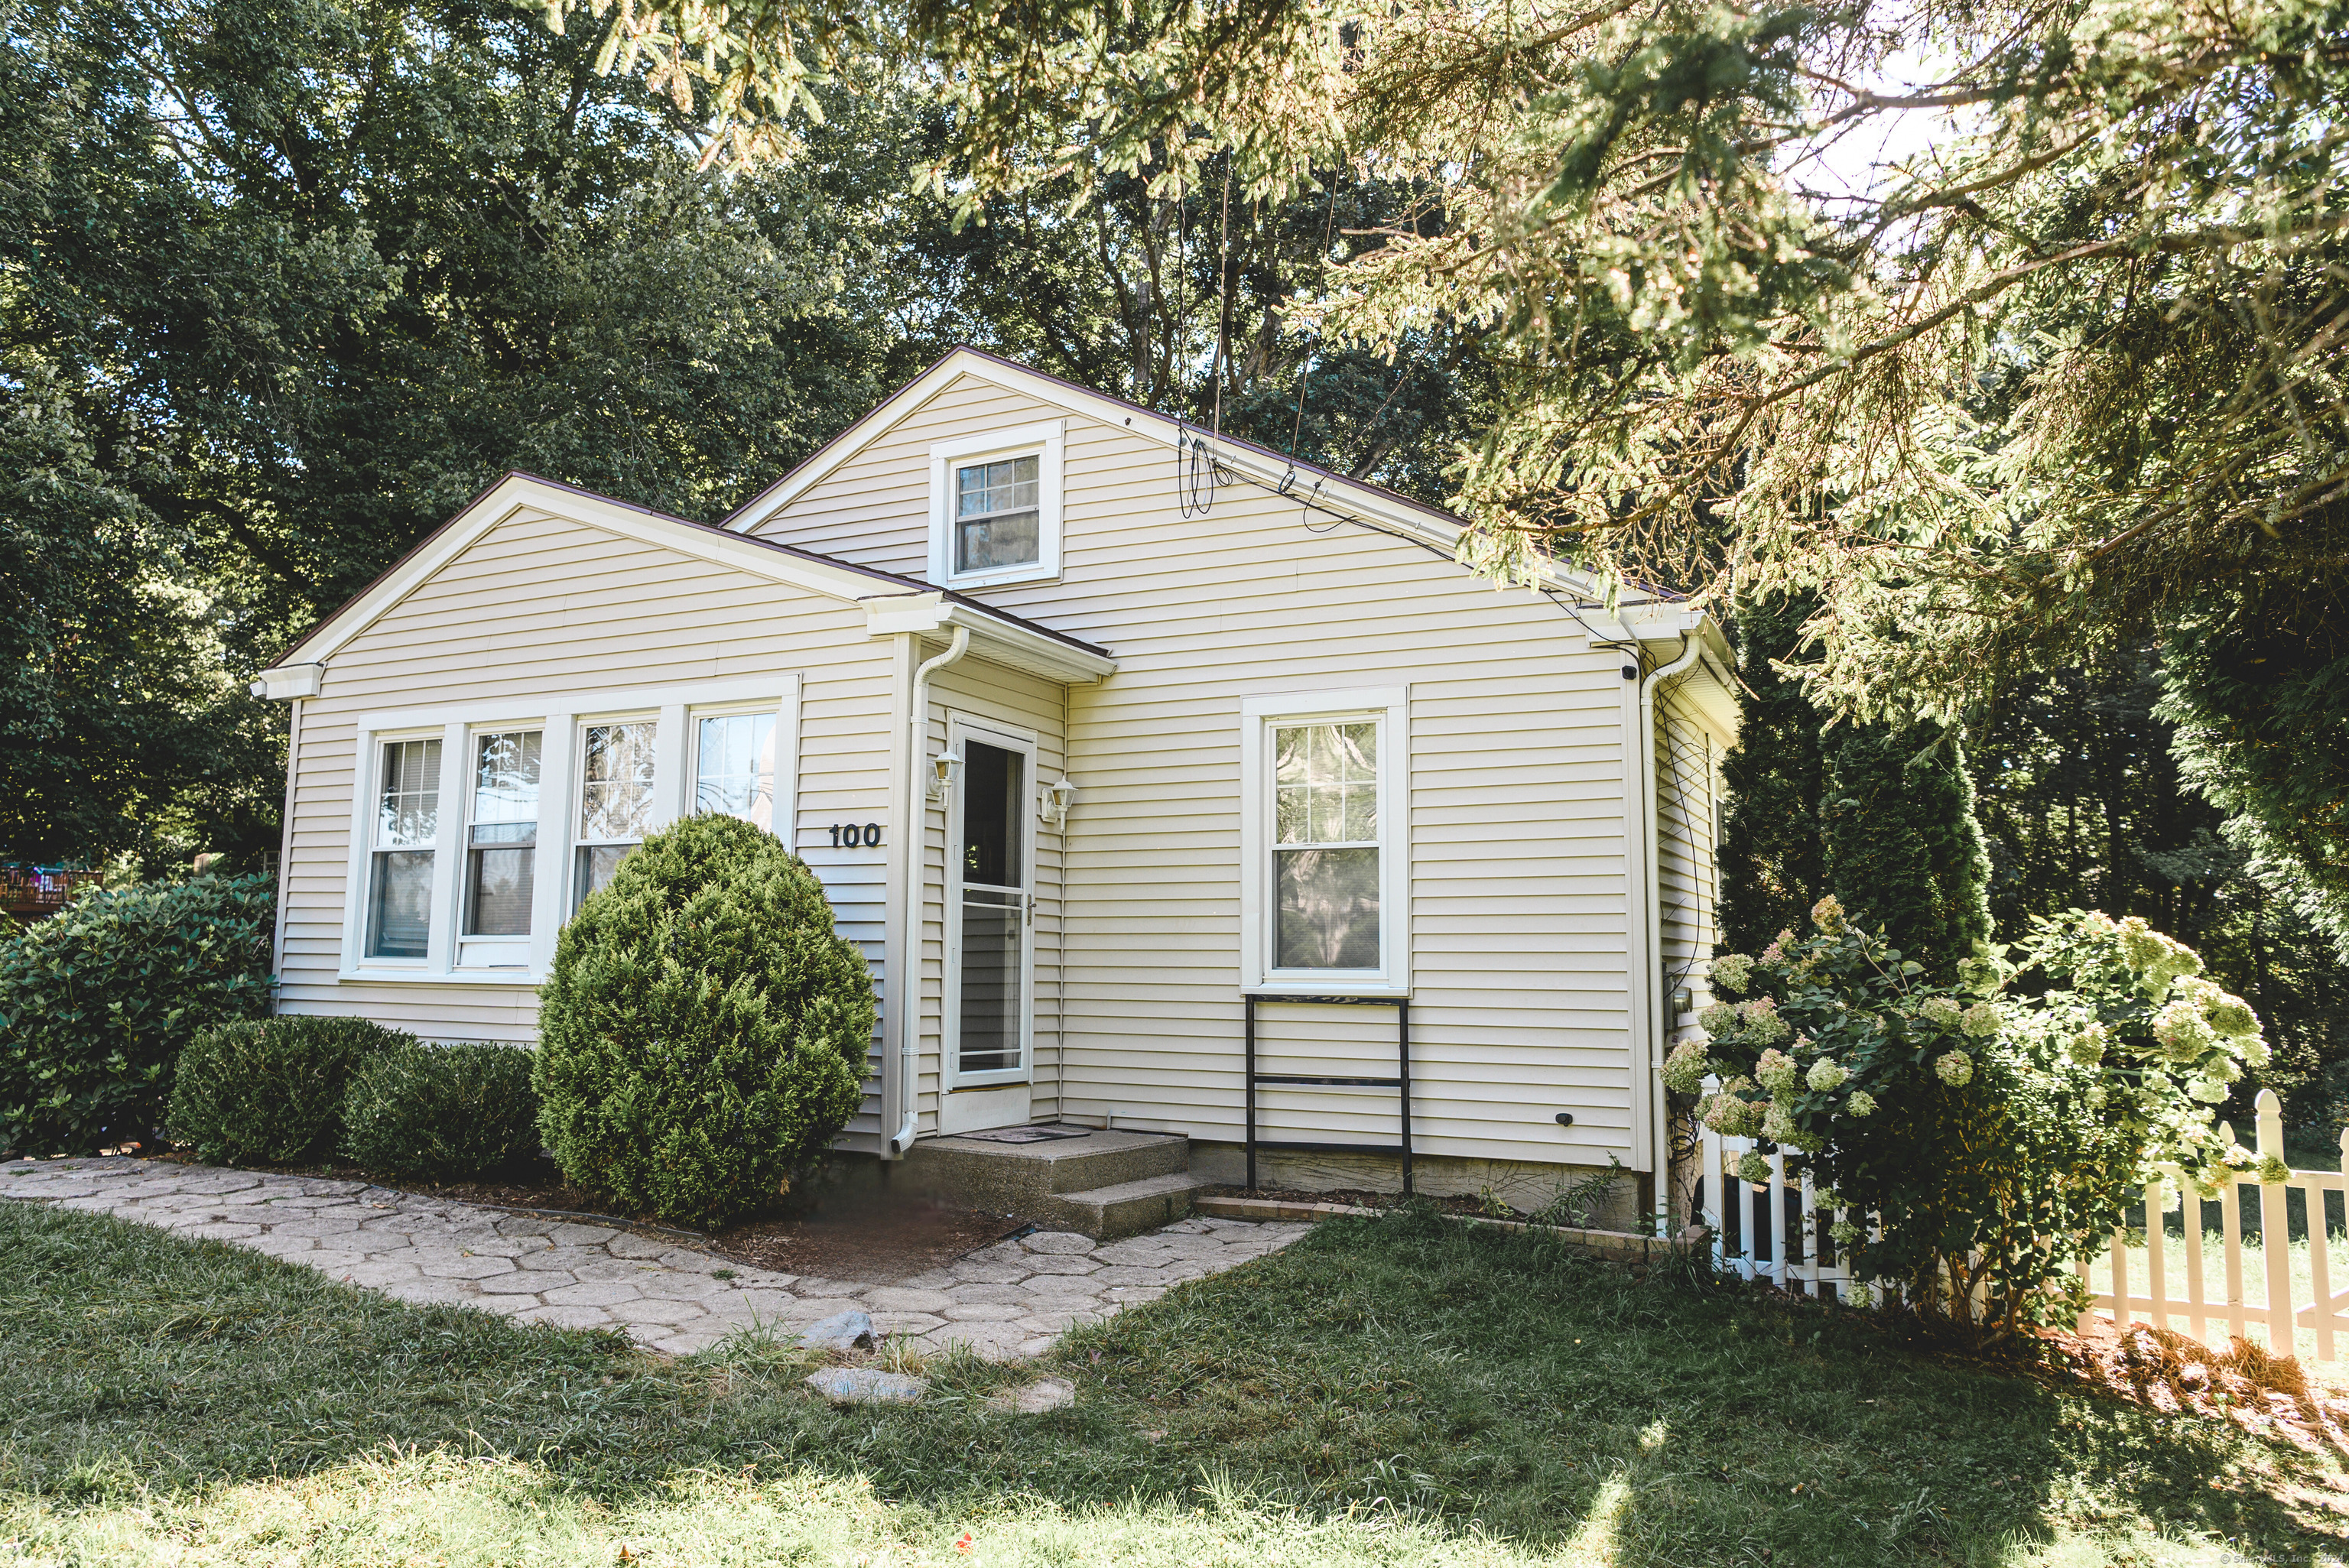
[0,1200,2340,1565]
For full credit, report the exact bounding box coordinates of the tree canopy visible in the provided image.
[553,0,2349,951]
[0,0,924,865]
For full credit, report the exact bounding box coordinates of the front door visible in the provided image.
[941,726,1033,1133]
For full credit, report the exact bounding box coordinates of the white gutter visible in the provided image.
[1638,635,1703,1231]
[888,625,971,1157]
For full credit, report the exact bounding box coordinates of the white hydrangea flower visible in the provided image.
[2066,1021,2109,1067]
[1810,894,1847,933]
[1959,1002,2002,1038]
[1754,1047,1801,1096]
[1742,996,1792,1045]
[1710,953,1754,995]
[1736,1151,1774,1184]
[2257,1154,2291,1186]
[1662,1037,1714,1094]
[1761,1102,1802,1144]
[1698,1000,1740,1037]
[1935,1050,1974,1087]
[1829,1219,1859,1245]
[1918,997,1961,1027]
[1844,1089,1876,1118]
[2119,916,2201,996]
[1806,1057,1850,1092]
[2152,998,2218,1063]
[2185,1076,2229,1104]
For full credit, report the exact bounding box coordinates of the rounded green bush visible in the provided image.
[533,813,872,1229]
[340,1040,542,1182]
[0,872,276,1157]
[167,1015,409,1166]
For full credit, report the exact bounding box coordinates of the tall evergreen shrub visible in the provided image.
[1715,596,1993,980]
[0,872,275,1156]
[533,813,872,1229]
[1717,594,1828,955]
[1820,723,1996,981]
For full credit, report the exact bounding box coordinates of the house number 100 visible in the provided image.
[828,823,882,848]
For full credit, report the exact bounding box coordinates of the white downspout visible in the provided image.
[889,625,971,1157]
[1639,635,1701,1232]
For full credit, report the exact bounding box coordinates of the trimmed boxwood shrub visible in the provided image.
[342,1040,541,1181]
[167,1015,408,1166]
[0,873,276,1157]
[534,813,872,1228]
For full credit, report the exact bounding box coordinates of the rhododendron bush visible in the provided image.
[1674,899,2270,1339]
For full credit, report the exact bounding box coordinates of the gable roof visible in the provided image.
[723,346,1628,606]
[252,472,1113,697]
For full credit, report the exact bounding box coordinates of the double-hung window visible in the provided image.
[575,719,656,907]
[693,709,778,829]
[928,423,1064,589]
[366,737,442,960]
[462,730,540,957]
[1240,689,1409,994]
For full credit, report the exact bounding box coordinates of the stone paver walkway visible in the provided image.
[2,1157,1307,1360]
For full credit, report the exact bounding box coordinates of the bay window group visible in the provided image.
[354,686,789,976]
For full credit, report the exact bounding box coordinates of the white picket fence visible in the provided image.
[1692,1080,2349,1360]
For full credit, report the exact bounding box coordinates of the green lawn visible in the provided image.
[2,1201,2342,1566]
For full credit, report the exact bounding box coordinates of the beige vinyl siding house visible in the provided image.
[255,349,1737,1213]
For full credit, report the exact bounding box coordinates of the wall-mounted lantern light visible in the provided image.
[1039,776,1078,829]
[927,746,963,801]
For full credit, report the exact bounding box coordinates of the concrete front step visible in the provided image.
[905,1128,1188,1213]
[1036,1172,1210,1240]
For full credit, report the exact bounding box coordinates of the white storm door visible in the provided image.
[943,722,1035,1112]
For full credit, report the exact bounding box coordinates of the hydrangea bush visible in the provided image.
[1675,898,2269,1339]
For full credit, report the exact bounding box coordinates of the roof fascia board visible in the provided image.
[863,592,1116,684]
[258,476,898,677]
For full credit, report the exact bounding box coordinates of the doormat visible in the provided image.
[957,1125,1094,1144]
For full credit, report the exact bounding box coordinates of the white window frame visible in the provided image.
[928,420,1064,590]
[453,725,544,973]
[685,694,800,836]
[336,675,800,986]
[1238,687,1411,997]
[569,709,661,914]
[941,714,1038,1090]
[350,728,456,972]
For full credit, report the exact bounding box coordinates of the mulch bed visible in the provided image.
[140,1148,1025,1284]
[2026,1317,2349,1454]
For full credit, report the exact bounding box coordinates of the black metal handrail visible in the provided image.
[1243,992,1412,1195]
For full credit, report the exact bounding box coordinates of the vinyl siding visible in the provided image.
[1655,689,1724,1031]
[278,508,902,1147]
[749,372,1644,1167]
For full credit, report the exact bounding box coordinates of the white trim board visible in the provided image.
[265,476,924,677]
[929,420,1066,591]
[1236,685,1412,998]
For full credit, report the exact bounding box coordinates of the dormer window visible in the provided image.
[930,421,1064,588]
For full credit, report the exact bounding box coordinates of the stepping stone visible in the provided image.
[989,1377,1077,1414]
[799,1308,877,1352]
[804,1367,925,1405]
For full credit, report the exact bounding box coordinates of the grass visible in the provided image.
[3,1201,2347,1566]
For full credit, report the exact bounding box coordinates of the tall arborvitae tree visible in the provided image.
[1818,726,1996,982]
[1717,596,1828,956]
[1719,596,1993,981]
